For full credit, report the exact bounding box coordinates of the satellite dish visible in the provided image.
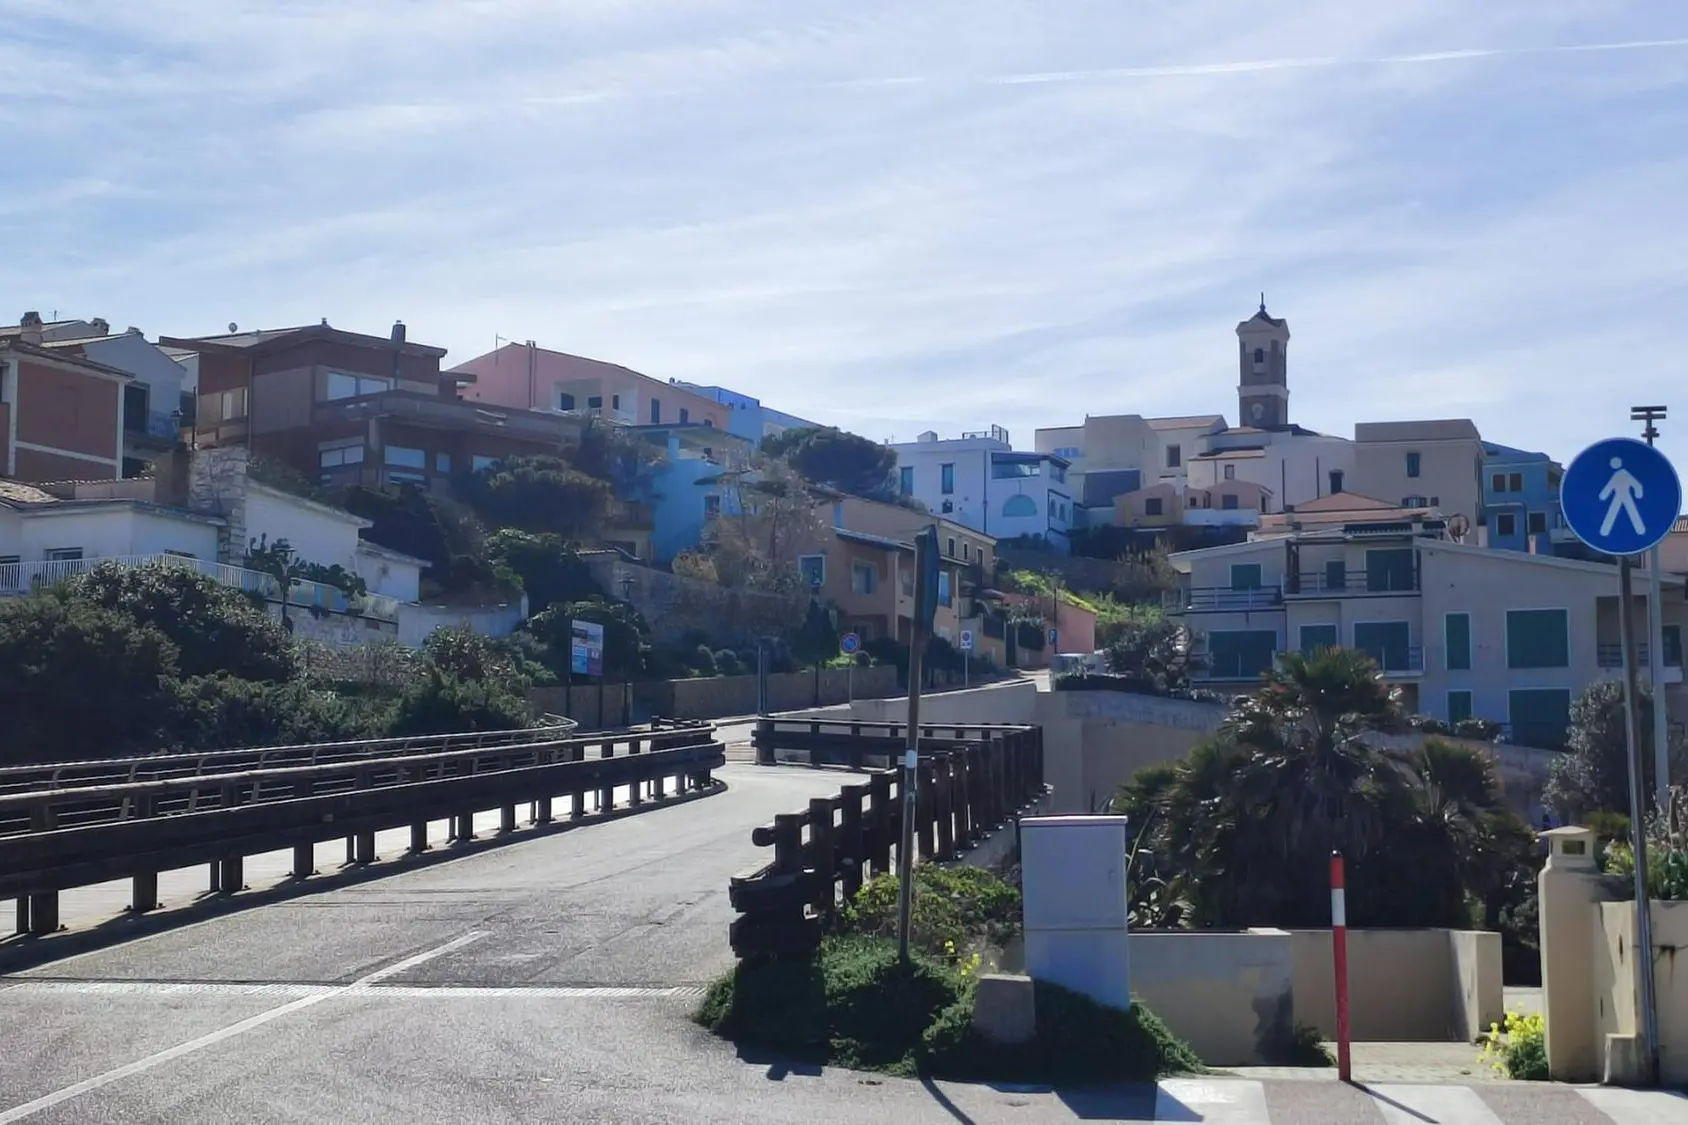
[1449,514,1471,542]
[228,322,238,333]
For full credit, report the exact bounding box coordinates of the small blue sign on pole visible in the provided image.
[840,632,861,656]
[1560,437,1683,556]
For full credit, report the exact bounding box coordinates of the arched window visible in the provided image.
[1002,494,1038,518]
[1253,347,1265,364]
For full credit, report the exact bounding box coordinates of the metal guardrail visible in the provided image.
[730,720,1045,958]
[5,722,720,936]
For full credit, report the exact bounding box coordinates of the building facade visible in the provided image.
[1349,418,1486,527]
[1165,496,1688,748]
[451,342,730,430]
[1482,442,1574,554]
[668,381,817,443]
[891,426,1072,550]
[0,326,130,484]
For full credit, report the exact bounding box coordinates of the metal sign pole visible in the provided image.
[1619,554,1662,1086]
[896,530,935,965]
[1634,404,1671,813]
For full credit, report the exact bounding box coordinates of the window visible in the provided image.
[45,548,83,562]
[1230,563,1262,590]
[558,392,576,411]
[1355,621,1411,672]
[471,455,498,472]
[1448,691,1473,725]
[938,571,952,607]
[963,543,971,561]
[900,466,914,495]
[318,443,365,468]
[1166,444,1181,469]
[703,494,721,521]
[1402,495,1428,508]
[832,502,844,527]
[1144,498,1164,516]
[1324,559,1346,592]
[1509,473,1523,492]
[851,561,878,594]
[325,372,391,401]
[1329,469,1344,494]
[1300,624,1338,654]
[1207,630,1277,679]
[587,396,603,409]
[123,384,149,432]
[1048,497,1057,519]
[1253,347,1265,364]
[1050,464,1065,483]
[385,446,426,469]
[435,452,451,472]
[1496,513,1517,537]
[1666,625,1684,667]
[797,554,826,587]
[901,568,914,596]
[946,537,956,558]
[1224,463,1236,481]
[1528,511,1547,534]
[1365,548,1415,592]
[1508,688,1572,749]
[650,398,661,424]
[1002,494,1037,518]
[1491,473,1508,493]
[612,394,621,410]
[1405,451,1421,478]
[940,463,955,494]
[1506,609,1569,669]
[218,387,247,420]
[1222,494,1239,510]
[680,408,690,424]
[1445,613,1471,671]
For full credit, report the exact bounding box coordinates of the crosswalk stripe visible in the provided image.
[1577,1087,1688,1124]
[1156,1078,1270,1123]
[1365,1083,1505,1124]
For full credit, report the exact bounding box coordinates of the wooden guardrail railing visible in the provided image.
[5,723,721,938]
[729,721,1045,958]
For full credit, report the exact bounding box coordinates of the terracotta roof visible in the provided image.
[1289,492,1401,513]
[1147,414,1225,431]
[0,338,134,379]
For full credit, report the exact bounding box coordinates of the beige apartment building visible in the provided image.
[1166,495,1688,748]
[1348,419,1486,526]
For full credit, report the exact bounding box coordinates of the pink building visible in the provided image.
[449,342,730,431]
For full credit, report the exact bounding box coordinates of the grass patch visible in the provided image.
[837,865,1021,956]
[698,935,1205,1084]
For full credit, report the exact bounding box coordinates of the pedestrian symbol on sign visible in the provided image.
[1599,456,1646,538]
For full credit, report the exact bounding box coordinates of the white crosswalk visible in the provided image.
[1138,1078,1688,1124]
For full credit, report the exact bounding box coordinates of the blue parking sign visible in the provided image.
[1560,437,1682,556]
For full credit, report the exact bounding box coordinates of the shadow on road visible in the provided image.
[0,780,727,977]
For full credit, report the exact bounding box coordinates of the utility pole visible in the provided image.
[1619,555,1663,1085]
[1632,405,1671,814]
[897,526,939,964]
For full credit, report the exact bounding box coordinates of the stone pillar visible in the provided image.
[1539,825,1602,1082]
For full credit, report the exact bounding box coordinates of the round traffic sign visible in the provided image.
[1561,437,1682,556]
[839,632,861,655]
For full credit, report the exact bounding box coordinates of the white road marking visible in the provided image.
[1155,1078,1270,1123]
[1364,1083,1504,1124]
[0,931,487,1123]
[1577,1087,1688,1124]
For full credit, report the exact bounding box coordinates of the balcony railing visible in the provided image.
[1170,586,1283,612]
[1286,570,1420,596]
[0,554,401,621]
[1596,643,1684,669]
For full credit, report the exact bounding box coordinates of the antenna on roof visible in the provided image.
[1259,292,1267,314]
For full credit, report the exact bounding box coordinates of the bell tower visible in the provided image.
[1236,295,1290,430]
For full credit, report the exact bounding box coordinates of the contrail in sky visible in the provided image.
[831,37,1688,90]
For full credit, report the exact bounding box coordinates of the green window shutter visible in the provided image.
[1506,609,1569,669]
[1354,621,1410,672]
[1445,613,1471,671]
[1447,690,1473,725]
[1324,559,1345,593]
[1209,630,1277,678]
[1299,624,1338,654]
[1365,549,1415,593]
[1230,564,1263,590]
[1508,688,1571,749]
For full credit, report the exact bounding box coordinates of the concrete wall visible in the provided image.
[1288,928,1501,1042]
[17,506,220,562]
[396,600,525,648]
[527,683,631,729]
[1129,931,1295,1066]
[636,664,900,720]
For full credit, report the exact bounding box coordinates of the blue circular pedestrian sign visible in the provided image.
[839,632,861,655]
[1560,437,1682,556]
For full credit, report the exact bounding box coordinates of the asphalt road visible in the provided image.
[2,761,1684,1123]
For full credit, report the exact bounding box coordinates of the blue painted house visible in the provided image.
[632,424,754,563]
[667,380,818,445]
[1481,442,1580,556]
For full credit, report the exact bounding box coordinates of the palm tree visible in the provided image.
[1407,737,1533,929]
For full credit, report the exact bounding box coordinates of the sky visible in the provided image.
[4,1,1688,470]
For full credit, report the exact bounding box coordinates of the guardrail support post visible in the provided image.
[409,823,429,853]
[453,813,475,842]
[754,718,775,766]
[599,782,615,814]
[535,797,554,824]
[292,844,316,878]
[217,856,243,894]
[652,771,666,800]
[933,757,956,860]
[916,758,937,861]
[839,784,866,903]
[26,892,58,935]
[15,896,30,935]
[867,772,893,878]
[499,805,517,834]
[208,861,222,893]
[808,798,836,921]
[354,831,377,865]
[571,788,586,819]
[132,872,159,913]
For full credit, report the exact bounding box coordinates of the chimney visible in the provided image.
[126,326,143,336]
[90,317,109,335]
[391,320,405,382]
[391,320,406,345]
[18,311,42,345]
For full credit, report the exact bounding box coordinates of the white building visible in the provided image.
[890,425,1073,550]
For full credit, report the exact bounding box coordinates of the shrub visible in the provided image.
[1479,1010,1547,1080]
[839,865,1022,958]
[693,645,718,677]
[713,648,744,676]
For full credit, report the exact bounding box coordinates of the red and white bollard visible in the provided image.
[1331,850,1352,1082]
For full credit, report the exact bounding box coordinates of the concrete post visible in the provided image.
[571,790,586,819]
[1539,825,1601,1081]
[353,831,377,865]
[500,805,517,834]
[15,896,30,935]
[217,857,244,894]
[26,892,59,935]
[535,797,554,824]
[132,872,159,913]
[292,844,315,878]
[409,824,429,854]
